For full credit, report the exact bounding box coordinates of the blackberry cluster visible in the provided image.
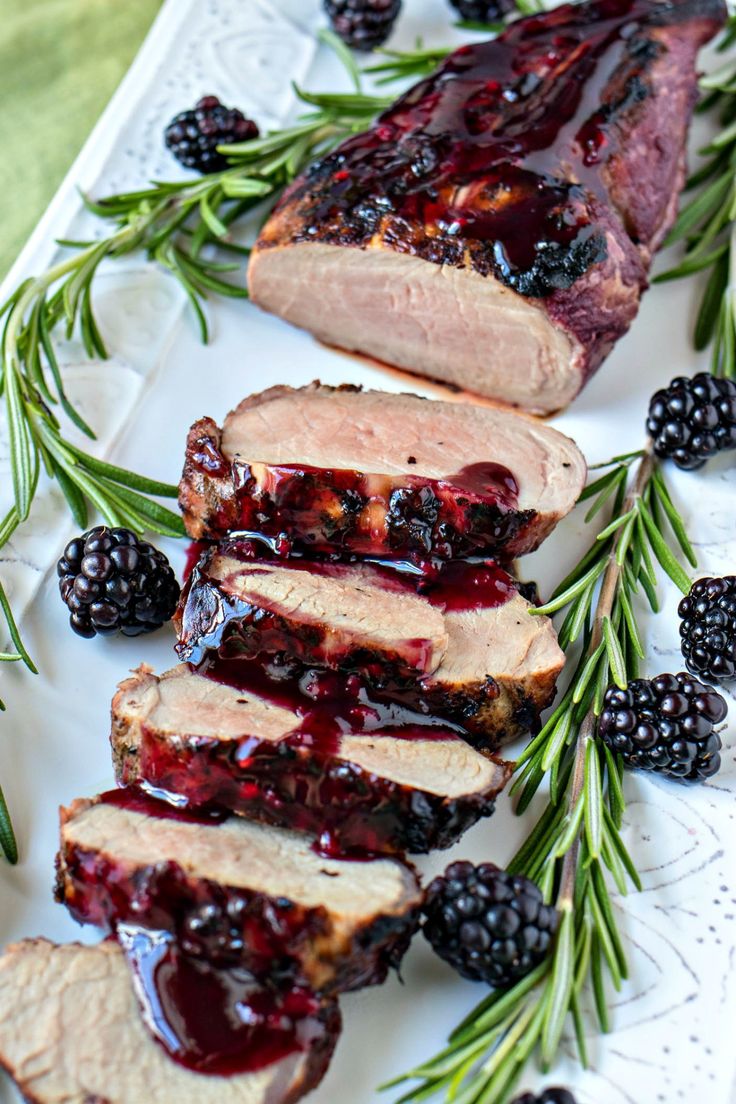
[57,527,180,639]
[679,576,736,682]
[512,1091,577,1104]
[324,0,402,50]
[449,0,517,21]
[422,861,558,987]
[164,96,259,174]
[599,673,727,782]
[646,372,736,470]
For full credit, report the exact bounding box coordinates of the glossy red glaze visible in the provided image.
[127,655,504,857]
[118,925,331,1076]
[227,458,527,560]
[178,539,518,678]
[98,786,228,824]
[204,655,468,757]
[183,539,213,581]
[285,0,695,296]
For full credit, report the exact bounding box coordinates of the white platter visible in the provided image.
[0,2,735,1102]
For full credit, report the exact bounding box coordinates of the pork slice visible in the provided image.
[176,547,564,747]
[426,590,564,743]
[179,383,586,558]
[57,793,422,993]
[248,0,725,414]
[0,939,340,1104]
[111,665,512,854]
[176,547,448,674]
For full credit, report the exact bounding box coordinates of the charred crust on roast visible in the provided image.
[179,417,239,538]
[180,422,541,559]
[113,717,511,855]
[58,838,418,994]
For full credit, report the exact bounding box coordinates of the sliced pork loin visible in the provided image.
[111,664,512,854]
[57,791,422,993]
[179,384,586,559]
[0,939,340,1104]
[177,546,448,676]
[176,546,564,746]
[248,0,725,414]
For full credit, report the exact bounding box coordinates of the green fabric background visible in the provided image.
[0,0,162,279]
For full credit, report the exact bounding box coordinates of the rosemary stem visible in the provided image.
[556,443,655,909]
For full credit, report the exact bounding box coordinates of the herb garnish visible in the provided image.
[386,444,696,1103]
[654,14,736,376]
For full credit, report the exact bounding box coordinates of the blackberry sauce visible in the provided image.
[194,534,519,612]
[204,654,469,754]
[127,650,508,857]
[118,925,330,1076]
[285,0,685,295]
[228,459,525,559]
[98,786,228,824]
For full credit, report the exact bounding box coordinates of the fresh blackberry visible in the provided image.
[646,372,736,470]
[57,527,180,639]
[679,576,736,682]
[324,0,402,50]
[512,1091,577,1104]
[164,96,259,173]
[422,861,558,987]
[598,673,727,781]
[448,0,517,20]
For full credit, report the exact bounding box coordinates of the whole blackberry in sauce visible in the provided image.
[598,672,727,782]
[57,527,180,638]
[646,372,736,470]
[422,861,558,987]
[679,576,736,682]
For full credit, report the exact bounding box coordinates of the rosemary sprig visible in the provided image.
[364,45,459,85]
[386,444,695,1103]
[0,70,393,529]
[654,15,736,376]
[0,574,34,861]
[0,49,393,600]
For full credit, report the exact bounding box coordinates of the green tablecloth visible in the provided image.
[0,0,162,279]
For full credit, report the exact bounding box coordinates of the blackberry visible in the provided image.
[512,1091,577,1104]
[164,96,259,173]
[646,372,736,470]
[448,0,517,20]
[598,673,727,781]
[324,0,402,51]
[422,861,558,987]
[57,527,180,639]
[679,576,736,682]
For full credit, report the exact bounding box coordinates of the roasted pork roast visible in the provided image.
[249,0,726,413]
[179,384,586,557]
[111,664,512,854]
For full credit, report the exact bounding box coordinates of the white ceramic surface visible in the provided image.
[0,2,734,1103]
